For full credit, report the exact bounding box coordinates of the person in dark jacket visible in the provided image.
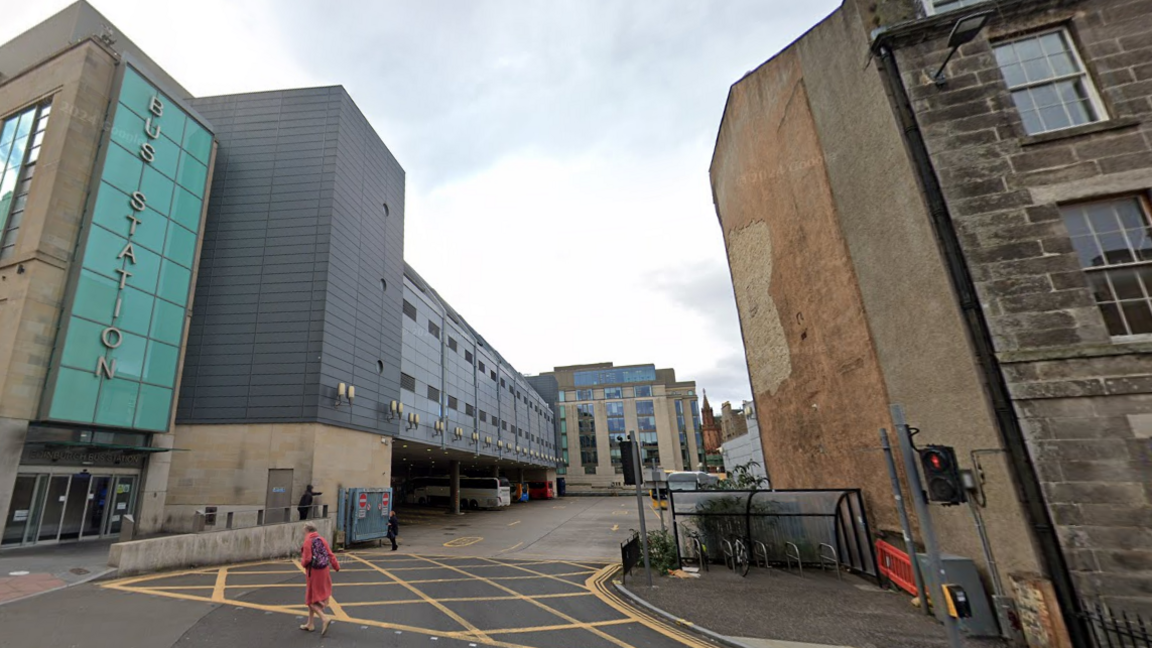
[387,510,399,551]
[298,485,321,521]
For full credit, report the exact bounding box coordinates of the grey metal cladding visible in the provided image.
[179,87,405,435]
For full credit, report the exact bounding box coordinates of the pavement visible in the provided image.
[623,564,1008,648]
[0,539,116,604]
[0,497,701,648]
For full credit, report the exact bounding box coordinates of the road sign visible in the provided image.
[358,492,368,509]
[379,493,390,516]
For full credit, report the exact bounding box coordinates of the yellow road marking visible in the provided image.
[487,619,632,634]
[338,592,592,607]
[586,565,714,648]
[289,558,351,622]
[552,505,566,509]
[499,542,523,554]
[443,536,484,547]
[419,555,636,648]
[612,510,629,515]
[612,524,619,532]
[345,553,491,644]
[508,520,521,526]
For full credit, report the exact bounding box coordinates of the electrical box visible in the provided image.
[917,552,1000,637]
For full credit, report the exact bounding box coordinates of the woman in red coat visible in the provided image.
[300,523,340,635]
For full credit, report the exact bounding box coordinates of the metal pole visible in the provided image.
[651,457,666,533]
[891,404,963,648]
[631,431,653,587]
[880,428,930,615]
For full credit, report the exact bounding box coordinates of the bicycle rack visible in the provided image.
[784,541,803,577]
[690,536,709,572]
[754,540,771,572]
[721,538,735,571]
[819,543,842,581]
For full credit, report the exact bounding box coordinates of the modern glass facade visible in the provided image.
[573,365,656,386]
[0,101,51,259]
[42,64,212,433]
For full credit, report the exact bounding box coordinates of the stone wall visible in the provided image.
[889,0,1152,612]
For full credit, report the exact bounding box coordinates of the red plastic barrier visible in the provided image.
[876,539,918,596]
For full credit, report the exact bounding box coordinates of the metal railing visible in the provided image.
[1086,600,1151,648]
[193,504,328,532]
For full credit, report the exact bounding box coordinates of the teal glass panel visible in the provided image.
[176,152,207,197]
[130,206,168,255]
[143,340,179,387]
[164,223,196,268]
[110,105,145,151]
[170,187,202,232]
[182,121,212,164]
[72,270,118,325]
[140,166,174,216]
[125,243,161,294]
[102,143,143,195]
[157,259,191,307]
[91,183,133,238]
[146,130,180,180]
[150,299,185,346]
[60,317,106,369]
[116,286,154,337]
[94,378,140,428]
[48,367,100,423]
[107,329,146,381]
[80,225,128,280]
[135,384,173,431]
[118,68,157,120]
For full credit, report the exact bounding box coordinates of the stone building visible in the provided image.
[699,392,723,472]
[720,400,749,442]
[710,0,1152,639]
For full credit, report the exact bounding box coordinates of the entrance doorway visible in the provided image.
[2,472,138,547]
[265,469,293,524]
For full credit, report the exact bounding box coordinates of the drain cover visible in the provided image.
[69,568,90,575]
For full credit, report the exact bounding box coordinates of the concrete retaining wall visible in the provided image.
[108,518,333,577]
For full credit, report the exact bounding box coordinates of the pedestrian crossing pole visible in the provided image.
[630,431,653,587]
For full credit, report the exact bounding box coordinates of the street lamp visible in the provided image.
[933,11,993,86]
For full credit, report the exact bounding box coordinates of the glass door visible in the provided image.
[37,475,71,542]
[58,473,91,541]
[81,476,112,539]
[2,475,45,546]
[106,476,136,535]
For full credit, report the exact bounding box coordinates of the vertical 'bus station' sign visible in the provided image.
[43,63,213,432]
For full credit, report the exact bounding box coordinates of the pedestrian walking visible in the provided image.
[298,484,321,521]
[387,509,399,551]
[300,522,340,636]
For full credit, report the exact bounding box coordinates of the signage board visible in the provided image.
[41,61,214,432]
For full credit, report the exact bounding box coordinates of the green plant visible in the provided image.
[713,460,768,490]
[645,529,680,575]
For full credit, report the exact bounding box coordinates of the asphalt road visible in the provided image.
[0,496,693,648]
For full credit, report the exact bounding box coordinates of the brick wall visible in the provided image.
[890,0,1152,613]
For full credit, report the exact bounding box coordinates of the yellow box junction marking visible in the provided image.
[443,536,484,547]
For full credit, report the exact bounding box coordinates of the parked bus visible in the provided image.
[528,481,554,500]
[650,471,719,509]
[405,477,510,509]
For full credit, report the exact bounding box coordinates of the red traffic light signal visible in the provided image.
[919,445,965,506]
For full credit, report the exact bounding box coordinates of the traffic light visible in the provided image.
[919,445,966,505]
[620,440,638,485]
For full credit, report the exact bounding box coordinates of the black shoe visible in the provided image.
[391,546,398,551]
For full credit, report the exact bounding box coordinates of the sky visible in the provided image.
[2,0,841,409]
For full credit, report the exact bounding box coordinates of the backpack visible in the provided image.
[309,536,329,569]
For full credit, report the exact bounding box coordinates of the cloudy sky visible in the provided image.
[4,0,840,408]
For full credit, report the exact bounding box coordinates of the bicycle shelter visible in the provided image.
[669,489,879,579]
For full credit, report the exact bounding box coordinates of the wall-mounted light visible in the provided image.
[434,420,445,435]
[407,412,420,430]
[335,382,347,407]
[932,11,993,86]
[454,427,463,439]
[387,400,403,421]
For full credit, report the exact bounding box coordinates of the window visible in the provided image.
[636,400,655,416]
[465,403,475,416]
[427,385,440,402]
[993,29,1104,136]
[606,401,625,433]
[1062,197,1152,337]
[0,101,51,259]
[400,372,416,391]
[491,370,497,381]
[448,337,458,352]
[448,395,458,410]
[634,385,652,398]
[402,300,417,321]
[465,350,473,364]
[478,360,485,373]
[576,389,593,401]
[428,321,440,339]
[577,403,598,467]
[479,410,487,422]
[584,466,596,475]
[558,391,565,402]
[500,378,506,388]
[604,387,623,399]
[502,420,508,431]
[922,0,988,15]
